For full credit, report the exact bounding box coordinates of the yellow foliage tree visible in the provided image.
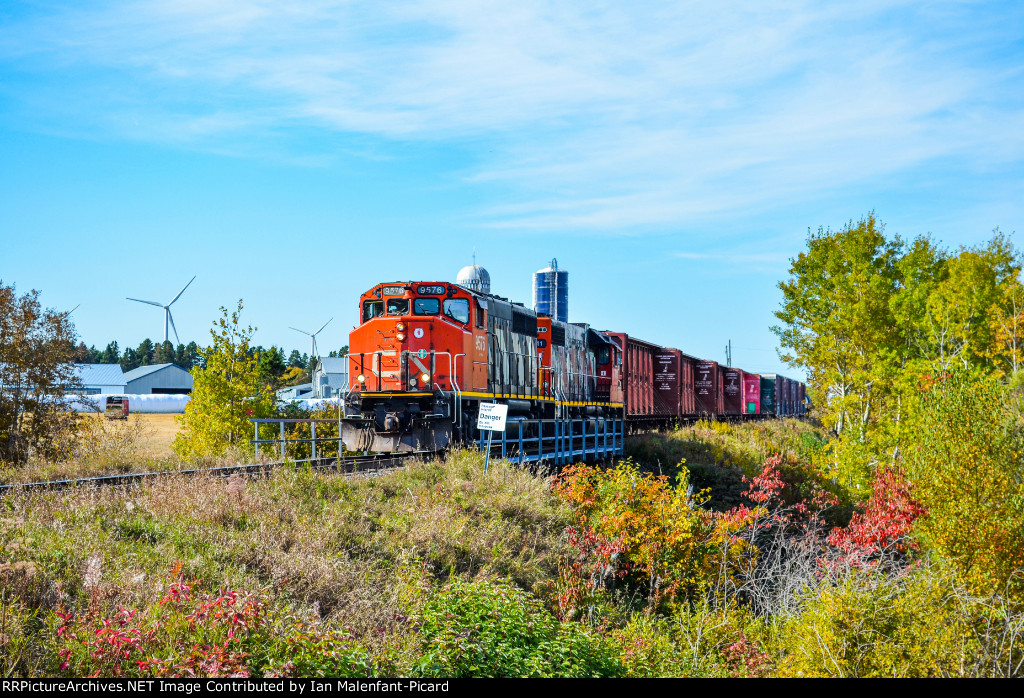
[173,301,275,460]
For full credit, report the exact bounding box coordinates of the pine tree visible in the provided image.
[120,347,140,372]
[102,341,120,364]
[136,338,155,366]
[154,340,175,365]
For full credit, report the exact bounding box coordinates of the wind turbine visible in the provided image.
[127,275,196,344]
[290,318,333,360]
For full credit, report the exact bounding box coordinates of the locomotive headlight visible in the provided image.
[395,322,405,331]
[409,377,418,387]
[357,374,366,384]
[421,373,430,384]
[396,333,405,341]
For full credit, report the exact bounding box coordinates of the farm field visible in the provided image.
[83,412,182,460]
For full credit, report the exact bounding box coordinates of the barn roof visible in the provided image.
[123,363,190,381]
[74,363,126,386]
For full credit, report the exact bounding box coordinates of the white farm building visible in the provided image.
[123,363,193,394]
[73,364,127,394]
[312,358,348,398]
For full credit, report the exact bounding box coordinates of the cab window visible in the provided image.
[443,298,470,324]
[413,298,440,315]
[598,347,611,365]
[476,305,485,328]
[362,300,384,323]
[386,298,408,315]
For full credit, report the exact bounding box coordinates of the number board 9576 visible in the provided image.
[416,285,446,295]
[382,286,406,295]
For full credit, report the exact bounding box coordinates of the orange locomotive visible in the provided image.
[341,281,624,452]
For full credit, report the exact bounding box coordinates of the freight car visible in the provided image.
[340,280,807,456]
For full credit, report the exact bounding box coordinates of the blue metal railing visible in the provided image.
[477,417,623,465]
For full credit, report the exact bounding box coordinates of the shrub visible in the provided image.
[903,371,1024,600]
[411,579,623,678]
[51,575,376,678]
[774,568,977,677]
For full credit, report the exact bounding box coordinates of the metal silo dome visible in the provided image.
[456,264,491,294]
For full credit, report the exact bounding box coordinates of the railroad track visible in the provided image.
[0,451,430,495]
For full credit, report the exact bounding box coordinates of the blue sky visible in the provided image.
[2,1,1023,378]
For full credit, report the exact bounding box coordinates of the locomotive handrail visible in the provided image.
[452,353,465,430]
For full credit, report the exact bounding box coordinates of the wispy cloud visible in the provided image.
[2,1,1022,232]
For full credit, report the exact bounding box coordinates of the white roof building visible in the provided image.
[73,363,127,394]
[123,363,193,394]
[312,357,348,398]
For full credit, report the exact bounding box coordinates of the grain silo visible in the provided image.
[532,258,568,322]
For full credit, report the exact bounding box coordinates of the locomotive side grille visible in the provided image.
[550,325,565,346]
[512,309,537,335]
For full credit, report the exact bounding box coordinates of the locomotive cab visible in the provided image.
[343,282,486,452]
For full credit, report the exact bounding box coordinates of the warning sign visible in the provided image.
[477,403,508,432]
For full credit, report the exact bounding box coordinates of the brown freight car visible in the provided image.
[693,359,723,417]
[604,332,662,420]
[678,352,696,416]
[722,368,744,415]
[654,348,682,418]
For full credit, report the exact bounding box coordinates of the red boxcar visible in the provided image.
[776,375,790,415]
[678,352,696,416]
[693,359,722,416]
[653,348,682,417]
[742,372,761,414]
[722,368,744,415]
[797,382,806,415]
[605,332,661,419]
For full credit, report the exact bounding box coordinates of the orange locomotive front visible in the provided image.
[343,281,487,452]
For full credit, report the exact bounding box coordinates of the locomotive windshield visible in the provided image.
[443,298,470,324]
[362,300,384,322]
[598,347,611,365]
[414,298,440,315]
[386,298,409,315]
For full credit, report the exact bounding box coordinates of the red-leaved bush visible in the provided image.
[825,466,926,569]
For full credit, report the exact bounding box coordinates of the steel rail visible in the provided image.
[0,451,431,495]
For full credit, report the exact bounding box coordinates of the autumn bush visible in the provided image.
[51,574,376,678]
[903,371,1024,601]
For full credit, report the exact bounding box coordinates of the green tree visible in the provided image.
[287,349,304,369]
[154,339,176,365]
[903,371,1024,601]
[773,214,902,439]
[0,281,81,464]
[120,347,139,372]
[185,341,203,370]
[135,338,155,367]
[258,345,287,384]
[173,301,274,460]
[101,341,120,364]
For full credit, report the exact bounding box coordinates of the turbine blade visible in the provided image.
[168,275,196,306]
[168,311,180,345]
[289,327,313,336]
[314,317,333,336]
[127,297,163,307]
